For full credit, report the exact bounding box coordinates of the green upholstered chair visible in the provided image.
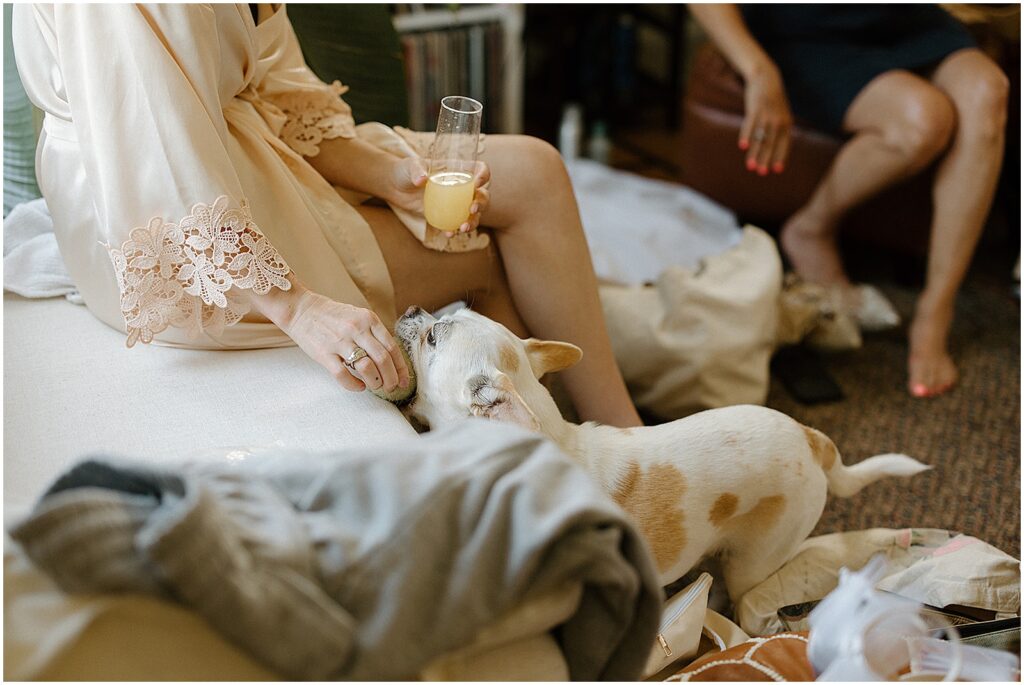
[288,4,409,128]
[3,3,43,216]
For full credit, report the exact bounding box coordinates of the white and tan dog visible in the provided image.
[395,306,930,598]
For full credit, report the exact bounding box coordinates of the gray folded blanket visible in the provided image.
[8,420,662,681]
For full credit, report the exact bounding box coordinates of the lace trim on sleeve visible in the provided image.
[107,196,291,348]
[269,81,357,158]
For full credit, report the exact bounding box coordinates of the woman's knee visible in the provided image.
[514,135,568,184]
[884,83,956,169]
[486,134,576,230]
[952,59,1009,141]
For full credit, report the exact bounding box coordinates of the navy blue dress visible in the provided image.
[741,5,975,134]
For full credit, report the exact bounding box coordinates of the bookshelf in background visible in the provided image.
[521,5,686,175]
[391,4,524,134]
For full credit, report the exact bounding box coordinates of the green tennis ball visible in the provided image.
[370,343,417,404]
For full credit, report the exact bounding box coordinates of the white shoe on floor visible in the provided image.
[851,284,901,332]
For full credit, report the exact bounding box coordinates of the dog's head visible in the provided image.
[394,306,582,433]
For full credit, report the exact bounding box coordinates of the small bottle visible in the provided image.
[558,103,583,162]
[587,120,611,165]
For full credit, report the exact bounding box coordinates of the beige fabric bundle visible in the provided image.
[599,226,782,420]
[736,528,1021,637]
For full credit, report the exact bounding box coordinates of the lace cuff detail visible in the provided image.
[270,81,357,158]
[107,196,291,348]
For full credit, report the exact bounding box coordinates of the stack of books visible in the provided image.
[400,22,508,133]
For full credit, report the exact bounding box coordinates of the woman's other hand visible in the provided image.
[739,62,794,175]
[253,279,410,393]
[389,157,491,236]
[287,289,410,392]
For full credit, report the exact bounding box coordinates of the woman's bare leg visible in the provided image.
[357,198,641,427]
[780,71,956,287]
[476,135,641,427]
[354,203,529,334]
[355,135,642,426]
[909,49,1009,396]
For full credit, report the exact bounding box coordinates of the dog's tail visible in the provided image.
[804,425,931,498]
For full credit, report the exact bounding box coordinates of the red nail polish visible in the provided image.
[758,166,768,176]
[773,162,784,173]
[739,139,749,151]
[746,159,756,171]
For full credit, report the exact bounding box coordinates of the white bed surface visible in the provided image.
[3,294,416,511]
[3,295,578,682]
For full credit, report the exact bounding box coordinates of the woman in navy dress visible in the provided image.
[692,5,1009,398]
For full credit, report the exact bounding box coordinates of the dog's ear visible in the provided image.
[468,372,541,432]
[524,339,583,378]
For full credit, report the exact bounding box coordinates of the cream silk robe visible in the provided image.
[13,4,487,349]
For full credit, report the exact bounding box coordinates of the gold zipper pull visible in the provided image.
[657,633,672,656]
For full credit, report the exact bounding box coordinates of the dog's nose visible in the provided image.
[403,305,424,318]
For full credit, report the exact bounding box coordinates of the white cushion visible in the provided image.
[3,294,416,511]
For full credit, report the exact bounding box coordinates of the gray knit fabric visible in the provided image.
[9,420,662,681]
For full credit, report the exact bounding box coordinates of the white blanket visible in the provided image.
[2,198,79,301]
[567,158,742,285]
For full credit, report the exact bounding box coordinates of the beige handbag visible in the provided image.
[642,573,714,678]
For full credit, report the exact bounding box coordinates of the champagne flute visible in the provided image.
[424,96,483,233]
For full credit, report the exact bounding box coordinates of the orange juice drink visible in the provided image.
[424,171,474,232]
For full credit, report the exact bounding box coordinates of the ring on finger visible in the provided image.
[752,128,767,142]
[344,346,368,369]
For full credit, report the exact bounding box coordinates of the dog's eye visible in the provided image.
[426,327,436,346]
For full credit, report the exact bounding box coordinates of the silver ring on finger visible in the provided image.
[753,128,767,142]
[344,346,368,369]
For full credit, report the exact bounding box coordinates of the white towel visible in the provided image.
[567,158,742,285]
[3,198,81,302]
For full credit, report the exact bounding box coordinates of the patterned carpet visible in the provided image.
[765,263,1021,558]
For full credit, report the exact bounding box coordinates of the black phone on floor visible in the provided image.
[771,346,845,405]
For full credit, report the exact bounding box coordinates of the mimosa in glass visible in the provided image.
[424,96,482,233]
[424,171,475,232]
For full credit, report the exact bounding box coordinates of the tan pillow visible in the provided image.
[667,632,814,682]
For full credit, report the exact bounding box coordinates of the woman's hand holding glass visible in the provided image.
[739,61,794,176]
[389,156,491,237]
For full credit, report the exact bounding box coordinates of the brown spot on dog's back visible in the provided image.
[802,425,837,470]
[612,461,641,506]
[613,462,687,573]
[709,493,739,526]
[499,344,520,373]
[727,494,787,535]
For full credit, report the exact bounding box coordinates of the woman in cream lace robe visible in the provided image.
[14,4,641,427]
